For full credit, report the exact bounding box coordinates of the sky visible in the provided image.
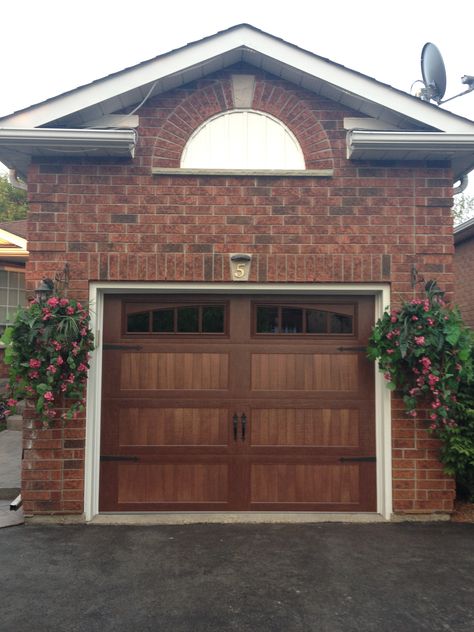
[1,0,473,192]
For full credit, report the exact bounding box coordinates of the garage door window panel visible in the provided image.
[125,303,227,335]
[255,303,355,335]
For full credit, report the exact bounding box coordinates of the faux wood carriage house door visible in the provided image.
[99,294,376,512]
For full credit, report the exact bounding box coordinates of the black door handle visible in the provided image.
[241,414,247,441]
[232,414,239,441]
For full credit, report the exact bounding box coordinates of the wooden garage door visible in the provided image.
[99,295,376,512]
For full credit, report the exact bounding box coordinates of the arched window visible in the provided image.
[181,110,305,170]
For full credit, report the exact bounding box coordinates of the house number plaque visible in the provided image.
[230,253,252,282]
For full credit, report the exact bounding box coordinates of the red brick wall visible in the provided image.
[22,69,456,517]
[454,237,474,327]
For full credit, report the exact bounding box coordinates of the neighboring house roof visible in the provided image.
[0,24,473,180]
[454,217,474,245]
[0,220,27,240]
[0,224,28,264]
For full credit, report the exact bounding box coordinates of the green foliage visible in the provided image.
[0,174,28,221]
[368,281,474,500]
[438,362,474,501]
[452,193,474,226]
[367,281,473,429]
[1,296,94,425]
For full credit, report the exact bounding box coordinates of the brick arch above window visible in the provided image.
[150,77,334,170]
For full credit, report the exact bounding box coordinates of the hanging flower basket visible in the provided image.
[367,281,473,430]
[1,296,94,425]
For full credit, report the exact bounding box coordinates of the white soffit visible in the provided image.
[0,25,473,134]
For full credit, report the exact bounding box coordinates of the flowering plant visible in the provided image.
[1,296,94,425]
[367,281,473,430]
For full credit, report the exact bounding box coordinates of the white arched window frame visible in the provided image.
[180,110,306,170]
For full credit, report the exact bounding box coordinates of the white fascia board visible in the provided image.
[1,25,474,134]
[0,128,136,153]
[0,228,27,250]
[347,130,474,155]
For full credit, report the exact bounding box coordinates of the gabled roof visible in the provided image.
[1,24,474,180]
[2,24,473,133]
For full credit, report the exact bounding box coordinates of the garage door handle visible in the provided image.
[241,414,247,441]
[232,414,239,441]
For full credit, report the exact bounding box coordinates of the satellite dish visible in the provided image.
[421,42,447,103]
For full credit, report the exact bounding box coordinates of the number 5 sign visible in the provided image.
[230,253,252,282]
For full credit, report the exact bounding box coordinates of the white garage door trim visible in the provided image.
[85,282,392,521]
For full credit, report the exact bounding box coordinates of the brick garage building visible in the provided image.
[1,25,474,522]
[454,218,474,328]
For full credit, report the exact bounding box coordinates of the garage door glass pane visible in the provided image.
[127,312,150,332]
[281,308,303,333]
[202,306,224,333]
[257,306,279,333]
[177,307,199,332]
[330,314,353,334]
[306,309,327,333]
[152,309,174,332]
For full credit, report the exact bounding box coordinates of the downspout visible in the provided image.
[453,174,468,195]
[7,169,27,191]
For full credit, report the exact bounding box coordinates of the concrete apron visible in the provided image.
[24,511,451,525]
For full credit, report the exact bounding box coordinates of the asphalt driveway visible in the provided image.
[1,522,474,632]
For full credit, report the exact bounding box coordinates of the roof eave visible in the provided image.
[347,130,474,181]
[0,128,136,178]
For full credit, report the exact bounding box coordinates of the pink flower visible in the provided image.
[80,328,87,337]
[43,391,54,402]
[60,383,68,392]
[59,298,69,307]
[77,363,88,372]
[390,317,397,323]
[431,400,441,409]
[429,413,437,421]
[420,357,431,369]
[386,349,395,355]
[427,318,435,326]
[384,373,391,381]
[408,410,417,417]
[47,297,60,308]
[28,371,39,380]
[66,306,75,315]
[51,341,62,351]
[47,364,57,374]
[6,398,17,407]
[411,316,418,321]
[29,358,41,368]
[414,336,425,345]
[56,356,64,366]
